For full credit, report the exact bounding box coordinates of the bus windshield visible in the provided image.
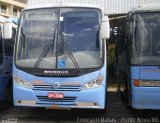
[16,8,102,71]
[132,12,160,65]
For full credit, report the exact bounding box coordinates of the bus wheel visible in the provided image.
[5,82,13,107]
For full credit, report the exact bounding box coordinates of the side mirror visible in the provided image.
[101,16,110,39]
[4,22,12,39]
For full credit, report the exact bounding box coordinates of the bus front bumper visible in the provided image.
[13,84,106,109]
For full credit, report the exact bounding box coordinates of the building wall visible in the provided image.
[27,0,160,14]
[106,0,160,14]
[0,0,27,18]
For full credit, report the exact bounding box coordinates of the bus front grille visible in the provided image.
[33,84,81,91]
[36,96,76,102]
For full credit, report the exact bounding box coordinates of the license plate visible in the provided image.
[48,92,64,99]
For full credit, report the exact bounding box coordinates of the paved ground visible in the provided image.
[0,91,160,123]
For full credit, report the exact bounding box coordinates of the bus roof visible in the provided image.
[25,4,102,11]
[131,4,160,13]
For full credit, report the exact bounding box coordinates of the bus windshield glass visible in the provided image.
[16,8,102,70]
[132,12,160,65]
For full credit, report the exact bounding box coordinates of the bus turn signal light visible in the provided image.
[134,80,140,86]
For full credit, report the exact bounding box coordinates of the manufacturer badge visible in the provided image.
[52,82,60,89]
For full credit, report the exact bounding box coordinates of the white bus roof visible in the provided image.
[131,4,160,13]
[24,4,102,11]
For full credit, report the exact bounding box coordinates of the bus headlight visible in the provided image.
[82,76,103,90]
[14,75,33,89]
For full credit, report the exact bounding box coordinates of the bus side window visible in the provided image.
[4,28,16,56]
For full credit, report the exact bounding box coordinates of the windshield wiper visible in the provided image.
[61,33,80,71]
[33,29,57,70]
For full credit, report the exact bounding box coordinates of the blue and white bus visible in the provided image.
[13,4,110,110]
[0,16,17,105]
[117,4,160,109]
